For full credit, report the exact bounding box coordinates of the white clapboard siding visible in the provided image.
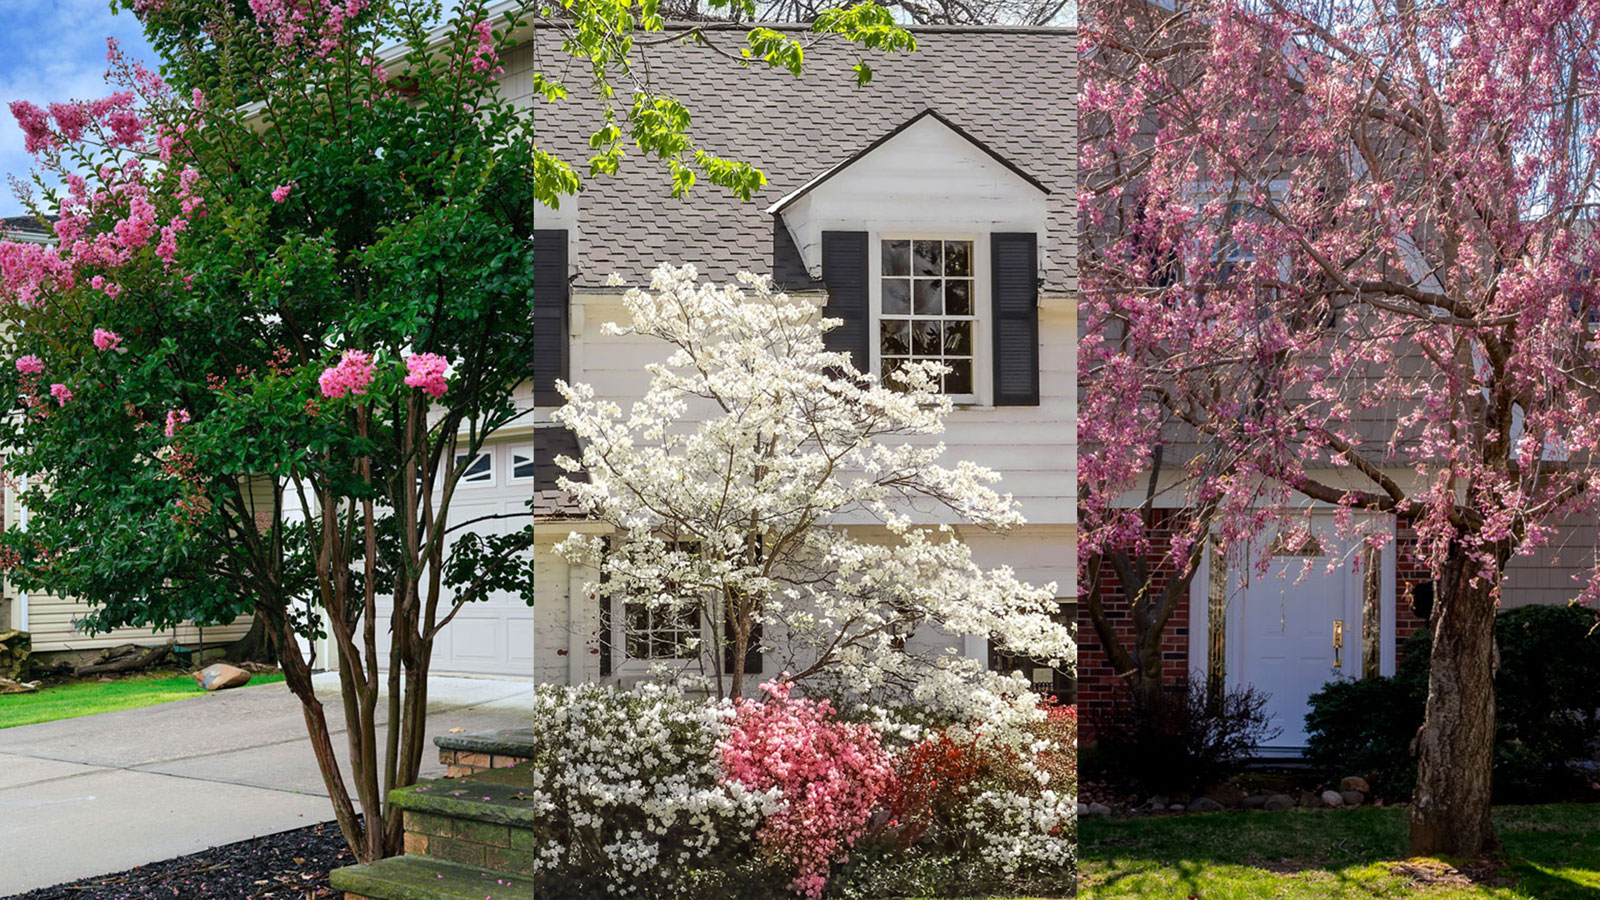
[564,291,1075,526]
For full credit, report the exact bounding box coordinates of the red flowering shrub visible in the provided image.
[719,679,894,900]
[885,733,986,845]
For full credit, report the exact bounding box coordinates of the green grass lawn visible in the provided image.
[0,671,285,729]
[1081,804,1600,899]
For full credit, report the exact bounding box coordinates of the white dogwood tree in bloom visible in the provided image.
[552,265,1073,731]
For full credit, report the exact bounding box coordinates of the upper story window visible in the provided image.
[878,238,979,398]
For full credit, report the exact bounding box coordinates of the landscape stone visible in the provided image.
[1243,794,1270,810]
[1263,794,1295,811]
[1321,789,1345,808]
[1188,797,1225,813]
[1299,790,1321,808]
[1084,802,1112,817]
[1169,803,1185,812]
[193,663,251,691]
[1340,790,1365,807]
[1340,776,1371,793]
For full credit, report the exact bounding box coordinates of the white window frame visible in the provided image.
[453,450,494,486]
[508,444,536,484]
[869,231,991,406]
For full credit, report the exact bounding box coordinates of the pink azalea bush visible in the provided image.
[719,679,894,900]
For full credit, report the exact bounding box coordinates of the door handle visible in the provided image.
[1332,619,1344,667]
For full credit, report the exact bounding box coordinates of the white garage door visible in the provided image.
[374,440,535,677]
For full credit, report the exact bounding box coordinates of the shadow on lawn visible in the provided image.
[1080,804,1600,899]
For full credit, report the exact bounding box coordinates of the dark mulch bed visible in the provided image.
[6,820,353,900]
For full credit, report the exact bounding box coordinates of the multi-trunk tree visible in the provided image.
[1083,0,1600,856]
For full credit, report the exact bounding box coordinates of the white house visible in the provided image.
[521,20,1076,691]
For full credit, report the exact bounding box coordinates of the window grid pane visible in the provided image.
[881,239,975,394]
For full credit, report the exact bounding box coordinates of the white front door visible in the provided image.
[1193,517,1395,755]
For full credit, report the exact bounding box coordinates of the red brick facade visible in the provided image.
[1077,509,1196,742]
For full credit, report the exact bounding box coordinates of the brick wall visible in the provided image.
[1393,518,1431,654]
[1077,508,1196,742]
[401,810,536,876]
[438,748,531,779]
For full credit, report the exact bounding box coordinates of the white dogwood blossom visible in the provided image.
[553,264,1074,726]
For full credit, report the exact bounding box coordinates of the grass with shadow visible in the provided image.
[0,670,285,729]
[1080,804,1600,899]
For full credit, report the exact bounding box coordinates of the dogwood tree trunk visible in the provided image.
[1410,553,1499,857]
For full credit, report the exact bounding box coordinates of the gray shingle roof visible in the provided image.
[533,426,587,521]
[529,22,1075,292]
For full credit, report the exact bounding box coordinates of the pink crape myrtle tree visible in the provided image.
[0,0,545,862]
[1082,0,1600,856]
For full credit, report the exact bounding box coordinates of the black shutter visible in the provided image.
[820,231,871,374]
[991,233,1040,406]
[533,229,570,406]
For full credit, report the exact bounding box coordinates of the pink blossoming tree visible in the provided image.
[1083,0,1600,855]
[0,0,542,862]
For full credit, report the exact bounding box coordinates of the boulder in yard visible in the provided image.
[1321,789,1345,808]
[1340,776,1371,793]
[1263,794,1295,811]
[1243,794,1271,810]
[1083,802,1112,817]
[193,663,251,691]
[1188,797,1225,813]
[1340,790,1365,807]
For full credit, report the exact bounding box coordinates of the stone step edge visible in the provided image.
[330,854,538,900]
[389,776,542,830]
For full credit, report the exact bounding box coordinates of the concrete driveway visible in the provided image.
[0,673,532,896]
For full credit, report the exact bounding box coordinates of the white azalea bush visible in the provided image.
[507,683,780,897]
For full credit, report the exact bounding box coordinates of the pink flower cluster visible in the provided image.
[404,353,449,398]
[15,355,43,377]
[318,349,374,398]
[49,383,72,406]
[468,19,503,76]
[271,184,293,203]
[93,328,122,351]
[719,679,893,900]
[165,409,191,437]
[248,0,370,57]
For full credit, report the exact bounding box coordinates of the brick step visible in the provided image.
[330,765,542,899]
[330,855,537,900]
[392,763,541,874]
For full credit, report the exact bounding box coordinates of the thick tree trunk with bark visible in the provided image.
[1409,552,1499,857]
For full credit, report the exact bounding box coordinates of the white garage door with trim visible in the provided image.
[374,439,535,677]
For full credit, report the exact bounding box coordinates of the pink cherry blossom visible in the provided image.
[403,353,449,398]
[319,349,374,398]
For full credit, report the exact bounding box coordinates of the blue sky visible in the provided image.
[0,2,155,218]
